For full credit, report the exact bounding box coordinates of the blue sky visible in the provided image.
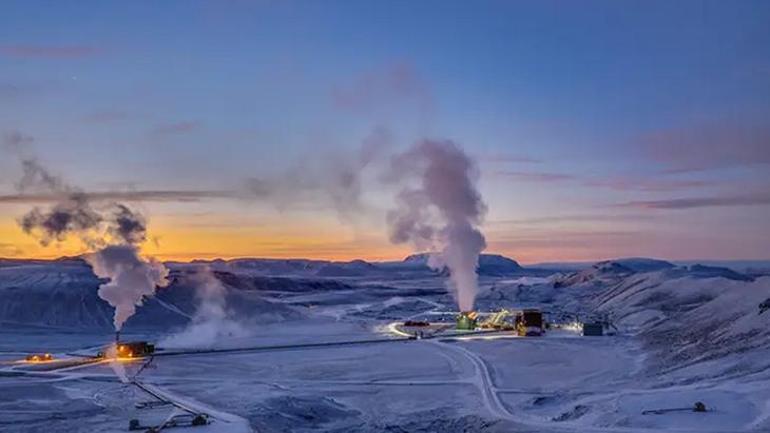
[1,0,769,262]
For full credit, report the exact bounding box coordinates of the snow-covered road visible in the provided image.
[429,339,516,422]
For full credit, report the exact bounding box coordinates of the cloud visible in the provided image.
[331,61,433,114]
[0,190,237,204]
[480,153,542,164]
[487,229,650,263]
[0,242,24,257]
[639,123,770,173]
[584,178,712,192]
[0,45,101,59]
[151,121,202,135]
[617,192,770,210]
[19,193,103,246]
[245,126,392,222]
[488,214,656,226]
[493,229,640,244]
[16,158,69,193]
[488,229,643,258]
[497,170,713,192]
[3,130,34,153]
[496,171,577,182]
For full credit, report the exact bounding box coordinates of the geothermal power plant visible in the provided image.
[8,299,616,432]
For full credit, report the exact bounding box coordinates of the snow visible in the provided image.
[0,257,769,431]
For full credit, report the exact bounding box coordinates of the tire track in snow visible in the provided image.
[428,340,515,421]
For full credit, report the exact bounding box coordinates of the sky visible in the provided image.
[1,0,769,263]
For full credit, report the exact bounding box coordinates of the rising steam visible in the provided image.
[9,141,168,331]
[19,192,103,246]
[87,245,169,330]
[245,127,391,222]
[15,158,104,247]
[387,140,487,311]
[159,267,248,349]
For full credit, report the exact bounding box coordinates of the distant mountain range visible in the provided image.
[529,258,770,276]
[0,253,764,334]
[3,254,769,278]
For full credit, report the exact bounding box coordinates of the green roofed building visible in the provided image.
[456,312,478,330]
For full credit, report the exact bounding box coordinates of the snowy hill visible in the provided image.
[552,262,770,379]
[552,258,752,288]
[193,257,376,277]
[398,253,523,276]
[174,253,532,278]
[607,257,675,272]
[0,260,302,331]
[2,254,770,432]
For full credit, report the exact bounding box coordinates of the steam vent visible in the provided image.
[456,311,478,330]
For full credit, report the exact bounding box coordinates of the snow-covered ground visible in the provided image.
[0,256,769,432]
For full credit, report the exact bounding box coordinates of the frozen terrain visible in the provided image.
[1,255,769,432]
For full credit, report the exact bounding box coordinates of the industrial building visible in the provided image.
[515,309,544,336]
[456,311,478,330]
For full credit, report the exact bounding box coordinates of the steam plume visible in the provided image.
[8,139,168,331]
[88,203,167,332]
[19,192,103,246]
[17,158,67,193]
[159,267,247,349]
[104,344,129,383]
[245,127,391,221]
[387,139,487,311]
[109,204,147,245]
[14,157,106,246]
[2,130,34,154]
[87,244,169,331]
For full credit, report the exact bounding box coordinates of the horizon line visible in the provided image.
[2,253,769,266]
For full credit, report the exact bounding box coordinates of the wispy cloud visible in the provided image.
[489,229,643,253]
[486,229,655,263]
[488,213,656,226]
[585,178,712,192]
[151,121,202,135]
[640,123,770,173]
[480,153,542,164]
[0,190,237,205]
[497,170,713,192]
[617,192,770,210]
[0,242,24,257]
[0,242,23,257]
[496,171,577,182]
[0,45,101,59]
[3,130,34,152]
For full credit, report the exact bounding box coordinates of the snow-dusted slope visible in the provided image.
[3,255,770,432]
[0,260,302,331]
[554,261,770,378]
